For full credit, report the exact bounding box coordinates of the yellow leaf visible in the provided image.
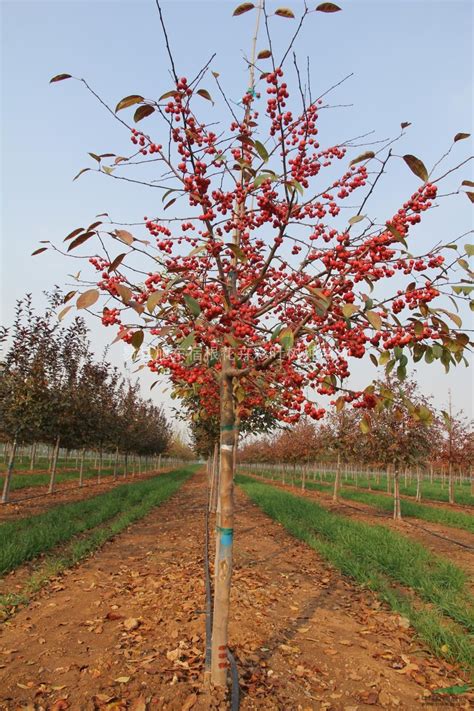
[342,303,358,319]
[77,289,99,310]
[366,310,382,330]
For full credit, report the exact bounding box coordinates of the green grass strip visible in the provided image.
[237,475,474,673]
[0,468,193,575]
[305,484,474,535]
[251,473,474,534]
[1,466,123,491]
[243,469,473,506]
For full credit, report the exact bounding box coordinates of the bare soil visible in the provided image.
[0,472,471,710]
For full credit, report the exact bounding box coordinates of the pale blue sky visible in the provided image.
[1,0,473,419]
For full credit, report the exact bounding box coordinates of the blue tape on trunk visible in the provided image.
[218,527,234,547]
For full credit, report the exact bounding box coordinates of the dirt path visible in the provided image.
[248,475,474,579]
[0,470,174,523]
[0,473,471,710]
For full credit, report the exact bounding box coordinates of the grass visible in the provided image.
[305,482,474,535]
[0,466,120,491]
[0,468,193,575]
[237,474,474,673]
[242,468,474,506]
[246,472,474,534]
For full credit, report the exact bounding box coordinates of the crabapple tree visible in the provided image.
[43,1,473,686]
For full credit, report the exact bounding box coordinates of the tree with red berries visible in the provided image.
[43,1,473,686]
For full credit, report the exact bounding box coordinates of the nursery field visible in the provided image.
[0,467,472,710]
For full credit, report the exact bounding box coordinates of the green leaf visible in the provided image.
[50,73,72,83]
[233,2,255,15]
[349,151,375,167]
[465,244,474,256]
[179,331,196,350]
[184,294,201,317]
[360,416,371,434]
[279,327,294,350]
[115,95,144,113]
[134,104,155,122]
[254,140,269,162]
[433,685,471,696]
[379,351,390,365]
[396,364,407,380]
[403,154,428,182]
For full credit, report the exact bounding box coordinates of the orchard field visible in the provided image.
[1,0,474,709]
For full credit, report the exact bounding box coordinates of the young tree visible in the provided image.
[357,379,436,518]
[44,2,472,685]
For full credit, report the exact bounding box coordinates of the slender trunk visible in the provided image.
[415,465,422,502]
[97,448,103,483]
[210,441,219,514]
[48,436,61,494]
[301,463,306,491]
[332,452,341,502]
[210,366,235,686]
[79,447,86,487]
[448,461,454,504]
[1,436,18,504]
[124,453,129,478]
[113,446,119,480]
[29,442,37,472]
[430,462,433,484]
[393,466,402,520]
[386,465,391,493]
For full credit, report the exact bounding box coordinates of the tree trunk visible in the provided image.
[210,441,219,514]
[386,465,391,493]
[210,366,235,686]
[158,453,162,472]
[29,442,37,472]
[1,436,18,504]
[124,452,129,478]
[448,461,454,504]
[332,452,341,502]
[78,447,86,487]
[97,448,103,483]
[415,465,422,502]
[113,447,119,480]
[393,466,402,520]
[48,436,61,494]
